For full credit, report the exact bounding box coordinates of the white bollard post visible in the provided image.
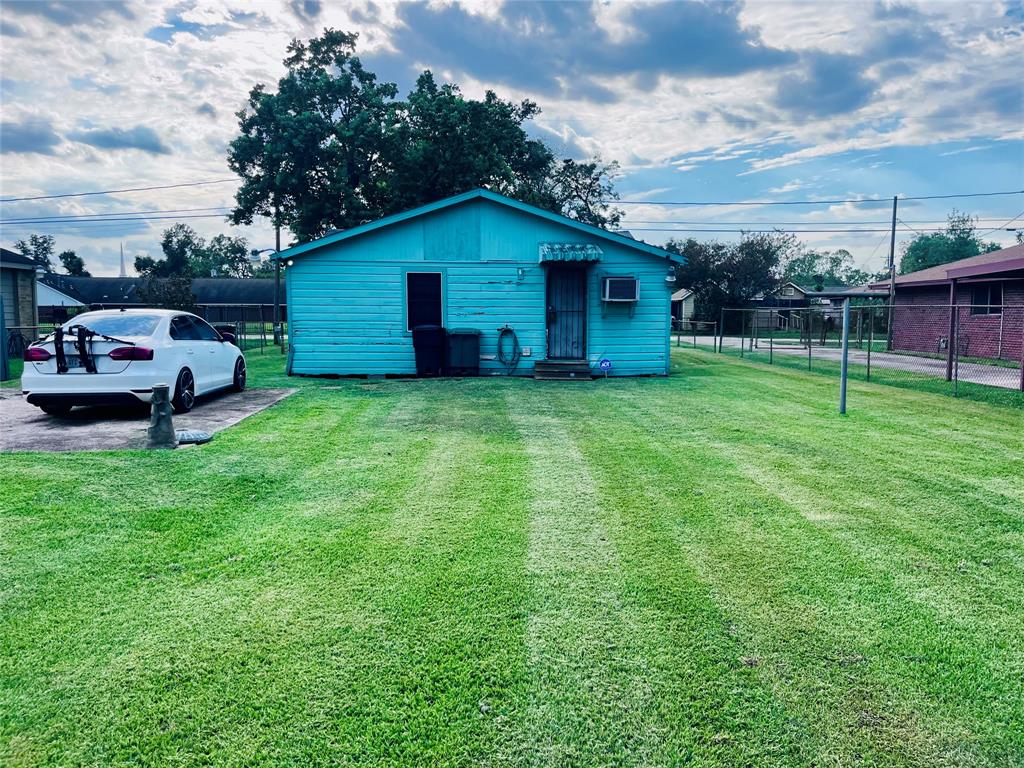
[839,298,851,415]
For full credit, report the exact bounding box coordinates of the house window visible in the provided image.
[970,283,1002,315]
[406,272,443,330]
[781,286,796,297]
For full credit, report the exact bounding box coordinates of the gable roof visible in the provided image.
[671,288,693,301]
[275,188,684,263]
[868,244,1024,288]
[1,247,37,270]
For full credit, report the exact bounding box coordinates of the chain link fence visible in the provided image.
[4,304,288,379]
[674,304,1023,401]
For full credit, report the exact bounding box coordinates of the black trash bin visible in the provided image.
[412,325,446,377]
[446,328,481,376]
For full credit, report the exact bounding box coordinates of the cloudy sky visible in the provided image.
[1,0,1022,276]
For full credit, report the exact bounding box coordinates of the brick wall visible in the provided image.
[892,280,1023,362]
[16,270,37,327]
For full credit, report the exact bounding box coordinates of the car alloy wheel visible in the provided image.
[172,368,195,413]
[233,357,246,391]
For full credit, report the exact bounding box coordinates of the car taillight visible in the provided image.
[109,346,154,361]
[24,347,52,362]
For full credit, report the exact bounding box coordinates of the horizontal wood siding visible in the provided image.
[289,199,673,376]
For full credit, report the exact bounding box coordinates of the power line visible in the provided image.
[0,179,237,203]
[866,231,891,263]
[623,227,948,234]
[0,213,229,227]
[620,217,1011,226]
[613,190,1024,206]
[978,211,1024,236]
[896,219,927,236]
[0,206,232,224]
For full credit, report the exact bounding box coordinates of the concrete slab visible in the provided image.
[0,388,295,452]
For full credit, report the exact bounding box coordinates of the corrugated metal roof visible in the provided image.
[538,243,603,263]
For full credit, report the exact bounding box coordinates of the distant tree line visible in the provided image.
[671,211,1005,322]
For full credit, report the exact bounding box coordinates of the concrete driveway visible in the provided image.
[0,388,295,452]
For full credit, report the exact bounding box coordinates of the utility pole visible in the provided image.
[273,201,282,346]
[885,195,898,351]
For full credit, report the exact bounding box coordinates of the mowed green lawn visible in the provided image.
[2,349,1022,767]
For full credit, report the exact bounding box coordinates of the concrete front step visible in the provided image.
[533,359,593,381]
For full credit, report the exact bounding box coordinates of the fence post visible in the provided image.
[953,308,960,397]
[740,312,745,358]
[807,312,812,370]
[718,309,724,353]
[839,298,850,414]
[945,280,957,382]
[866,309,873,381]
[1018,314,1023,391]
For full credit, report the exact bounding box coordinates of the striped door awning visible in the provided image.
[538,243,603,263]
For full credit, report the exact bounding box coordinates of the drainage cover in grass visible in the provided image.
[175,429,213,445]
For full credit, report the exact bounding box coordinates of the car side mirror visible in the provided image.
[219,332,236,343]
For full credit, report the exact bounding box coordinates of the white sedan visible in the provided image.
[22,309,246,416]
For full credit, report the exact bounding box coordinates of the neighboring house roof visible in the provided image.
[671,288,693,301]
[1,247,37,270]
[868,244,1024,288]
[807,284,890,298]
[38,275,280,305]
[275,188,685,263]
[800,284,850,295]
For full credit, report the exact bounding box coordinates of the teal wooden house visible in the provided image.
[279,189,684,378]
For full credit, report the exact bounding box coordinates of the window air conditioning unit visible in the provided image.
[602,276,639,302]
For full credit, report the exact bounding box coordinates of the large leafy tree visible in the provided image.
[135,223,201,277]
[520,157,623,229]
[228,30,624,243]
[192,234,253,278]
[668,232,796,322]
[383,72,551,212]
[899,210,1001,274]
[229,29,397,243]
[782,248,869,289]
[58,249,90,276]
[15,234,55,272]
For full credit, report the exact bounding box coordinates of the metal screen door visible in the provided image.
[546,266,587,359]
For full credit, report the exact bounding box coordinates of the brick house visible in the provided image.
[869,244,1024,362]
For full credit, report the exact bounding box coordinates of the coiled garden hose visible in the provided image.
[496,325,521,375]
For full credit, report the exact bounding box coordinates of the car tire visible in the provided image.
[40,404,72,417]
[231,357,246,392]
[172,368,196,413]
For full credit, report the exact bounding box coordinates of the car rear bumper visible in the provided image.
[25,391,152,408]
[20,367,171,406]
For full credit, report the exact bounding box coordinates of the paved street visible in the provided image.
[677,336,1022,390]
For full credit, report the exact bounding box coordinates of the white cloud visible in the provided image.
[0,0,1020,274]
